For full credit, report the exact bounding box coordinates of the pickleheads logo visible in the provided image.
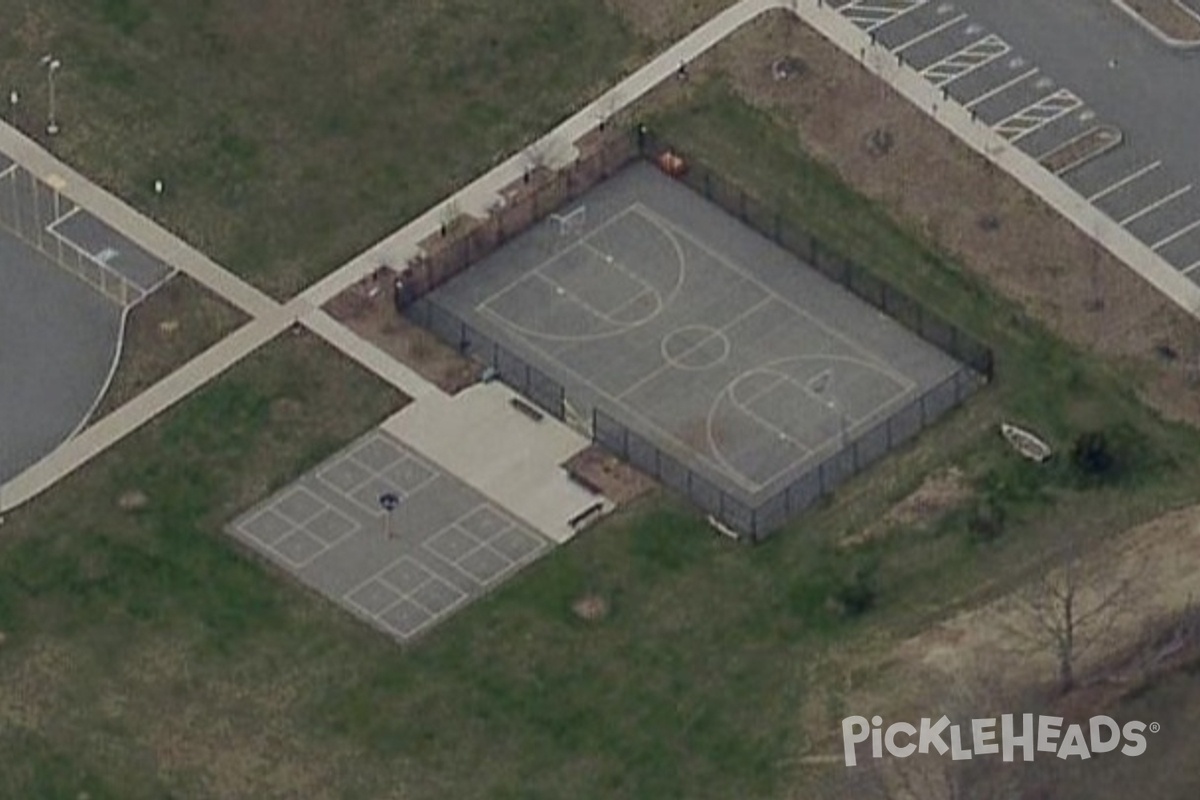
[841,714,1159,766]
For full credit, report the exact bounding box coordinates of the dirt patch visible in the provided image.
[889,504,1200,696]
[1120,0,1200,41]
[840,467,971,548]
[116,490,149,511]
[572,593,611,621]
[324,268,481,394]
[713,11,1200,428]
[604,0,736,42]
[565,445,657,506]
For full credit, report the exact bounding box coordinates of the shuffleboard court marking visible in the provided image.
[477,203,685,343]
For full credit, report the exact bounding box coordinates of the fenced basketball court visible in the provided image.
[409,151,988,537]
[0,150,174,306]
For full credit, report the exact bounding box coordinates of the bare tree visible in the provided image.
[1006,537,1139,694]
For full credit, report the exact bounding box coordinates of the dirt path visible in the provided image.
[887,503,1200,698]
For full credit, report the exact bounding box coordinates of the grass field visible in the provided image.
[89,275,247,422]
[0,0,641,299]
[4,78,1200,797]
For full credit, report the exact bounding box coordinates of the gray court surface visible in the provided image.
[424,162,961,503]
[228,430,553,643]
[0,224,121,484]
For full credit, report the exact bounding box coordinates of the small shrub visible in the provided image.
[1072,430,1116,481]
[830,558,879,618]
[967,498,1006,543]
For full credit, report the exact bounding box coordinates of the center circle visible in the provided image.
[661,325,731,371]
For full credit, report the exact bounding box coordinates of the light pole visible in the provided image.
[823,397,848,449]
[41,55,61,136]
[7,90,17,125]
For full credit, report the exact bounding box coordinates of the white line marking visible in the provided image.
[893,13,968,53]
[1152,217,1200,251]
[1007,100,1081,143]
[921,35,1010,87]
[617,295,773,400]
[1182,260,1200,276]
[1119,185,1192,227]
[964,67,1038,109]
[1087,161,1162,202]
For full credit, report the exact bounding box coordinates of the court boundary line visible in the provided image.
[467,197,929,500]
[635,202,915,390]
[707,355,914,492]
[476,203,685,343]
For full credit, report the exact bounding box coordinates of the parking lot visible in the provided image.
[831,0,1200,279]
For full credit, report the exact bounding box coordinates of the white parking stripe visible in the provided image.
[921,35,1011,87]
[1119,185,1192,227]
[893,13,968,53]
[1087,161,1162,202]
[1010,102,1081,142]
[1182,260,1200,276]
[1151,218,1200,251]
[964,67,1039,109]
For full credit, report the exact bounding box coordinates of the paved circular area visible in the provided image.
[0,230,120,484]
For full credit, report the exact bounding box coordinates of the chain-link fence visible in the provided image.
[0,162,140,306]
[594,365,982,540]
[398,124,993,541]
[401,128,640,302]
[406,296,566,420]
[642,133,994,381]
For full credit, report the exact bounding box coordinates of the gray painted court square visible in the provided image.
[228,429,552,643]
[422,162,962,504]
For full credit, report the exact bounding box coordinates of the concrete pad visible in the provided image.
[228,428,555,644]
[382,382,607,544]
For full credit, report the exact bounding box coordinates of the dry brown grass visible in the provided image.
[88,275,247,422]
[706,11,1200,426]
[605,0,738,42]
[324,267,481,394]
[1122,0,1200,41]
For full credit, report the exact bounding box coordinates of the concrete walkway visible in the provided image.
[382,383,608,544]
[7,0,1200,527]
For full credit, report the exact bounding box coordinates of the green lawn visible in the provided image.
[0,0,641,299]
[4,84,1200,799]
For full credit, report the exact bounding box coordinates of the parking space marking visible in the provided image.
[1118,185,1193,227]
[963,67,1039,109]
[1151,218,1200,252]
[840,0,931,32]
[992,89,1082,142]
[921,34,1010,87]
[1182,260,1200,276]
[893,13,968,53]
[1087,161,1162,202]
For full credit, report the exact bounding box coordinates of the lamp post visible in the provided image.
[823,397,848,449]
[41,55,61,136]
[7,90,17,125]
